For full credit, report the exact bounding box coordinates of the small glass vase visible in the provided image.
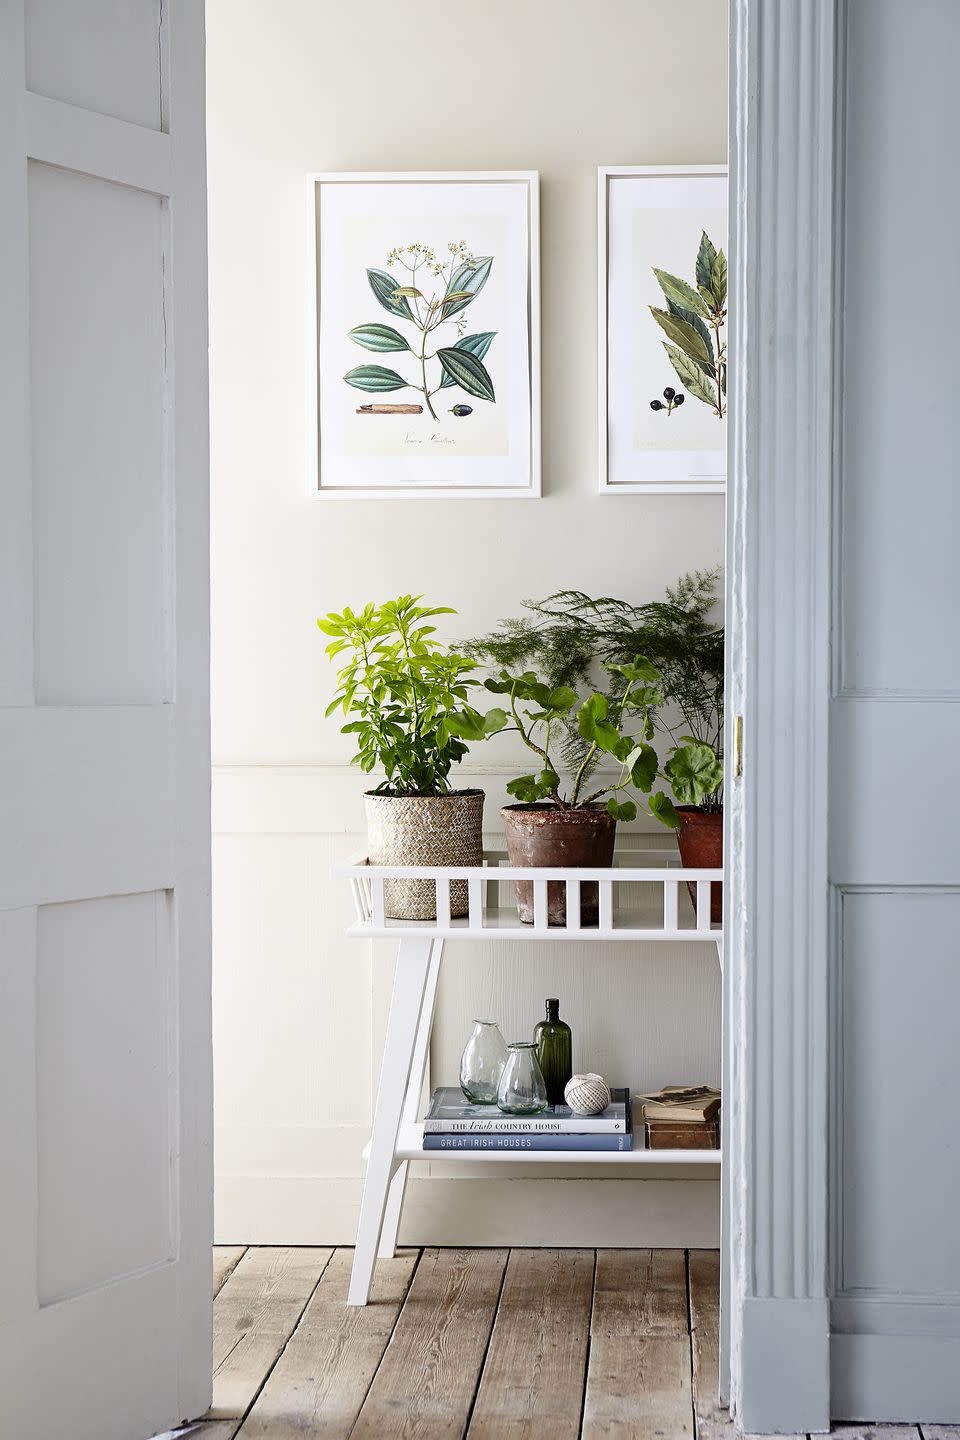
[460,1020,508,1104]
[497,1042,548,1115]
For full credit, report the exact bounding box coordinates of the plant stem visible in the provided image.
[419,323,438,421]
[712,315,725,418]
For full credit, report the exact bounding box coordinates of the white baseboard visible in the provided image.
[831,1327,960,1423]
[215,1174,720,1248]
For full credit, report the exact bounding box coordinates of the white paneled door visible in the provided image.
[0,4,212,1439]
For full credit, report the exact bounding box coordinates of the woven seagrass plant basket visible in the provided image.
[365,789,484,920]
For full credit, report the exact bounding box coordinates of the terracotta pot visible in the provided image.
[501,804,616,926]
[675,806,723,924]
[365,789,484,920]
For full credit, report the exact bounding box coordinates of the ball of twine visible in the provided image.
[564,1073,611,1115]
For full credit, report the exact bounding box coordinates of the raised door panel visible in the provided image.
[24,0,163,130]
[28,161,170,706]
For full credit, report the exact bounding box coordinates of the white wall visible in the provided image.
[207,0,727,1243]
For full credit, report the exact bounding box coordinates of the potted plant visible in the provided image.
[318,596,497,920]
[482,658,675,925]
[468,571,725,919]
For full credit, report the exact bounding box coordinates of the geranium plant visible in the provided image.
[484,658,681,822]
[318,595,497,796]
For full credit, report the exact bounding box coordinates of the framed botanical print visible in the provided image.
[598,165,727,494]
[309,171,540,499]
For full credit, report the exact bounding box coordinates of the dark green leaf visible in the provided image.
[650,307,712,367]
[696,232,719,306]
[508,773,553,803]
[663,344,719,408]
[666,299,714,366]
[607,798,637,822]
[348,323,411,353]
[653,268,709,318]
[343,365,409,393]
[437,347,495,402]
[648,791,681,829]
[711,249,727,310]
[367,269,415,320]
[483,707,509,733]
[439,332,497,389]
[627,742,659,793]
[442,256,493,317]
[664,742,724,805]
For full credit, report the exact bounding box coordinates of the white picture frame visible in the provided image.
[598,165,728,495]
[308,171,541,500]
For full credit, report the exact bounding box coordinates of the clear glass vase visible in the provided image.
[459,1020,508,1104]
[497,1042,548,1115]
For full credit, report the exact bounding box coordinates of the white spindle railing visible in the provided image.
[334,851,722,942]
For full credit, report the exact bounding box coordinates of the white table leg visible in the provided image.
[347,935,433,1306]
[376,939,444,1260]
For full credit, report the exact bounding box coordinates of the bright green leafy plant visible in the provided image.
[650,232,727,418]
[344,241,496,422]
[318,595,499,796]
[484,658,681,823]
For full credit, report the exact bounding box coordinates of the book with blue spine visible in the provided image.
[422,1088,633,1151]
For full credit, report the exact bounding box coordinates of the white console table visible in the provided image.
[335,850,723,1306]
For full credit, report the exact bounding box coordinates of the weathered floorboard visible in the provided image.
[467,1248,594,1440]
[584,1248,692,1440]
[236,1247,419,1439]
[209,1247,333,1435]
[213,1247,248,1299]
[351,1246,508,1440]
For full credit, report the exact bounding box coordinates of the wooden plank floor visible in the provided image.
[159,1247,936,1440]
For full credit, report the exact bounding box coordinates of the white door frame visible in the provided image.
[724,0,843,1430]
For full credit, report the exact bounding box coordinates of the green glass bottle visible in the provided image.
[534,997,572,1106]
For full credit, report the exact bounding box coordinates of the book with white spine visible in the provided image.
[423,1086,629,1135]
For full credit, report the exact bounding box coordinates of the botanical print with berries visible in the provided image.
[314,176,537,495]
[603,167,727,491]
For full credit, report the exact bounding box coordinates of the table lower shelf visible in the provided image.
[366,1122,721,1166]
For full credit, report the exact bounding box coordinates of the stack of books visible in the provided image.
[422,1087,634,1152]
[641,1085,721,1150]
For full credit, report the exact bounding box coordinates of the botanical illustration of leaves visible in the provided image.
[436,346,496,402]
[649,306,713,369]
[442,256,493,317]
[666,299,714,367]
[348,323,411,353]
[663,343,718,408]
[390,287,423,299]
[438,331,497,389]
[366,268,415,321]
[343,364,410,393]
[653,268,709,318]
[711,248,727,310]
[696,231,719,306]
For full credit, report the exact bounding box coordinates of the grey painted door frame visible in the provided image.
[724,0,840,1430]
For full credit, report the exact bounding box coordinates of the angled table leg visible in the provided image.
[377,938,444,1260]
[347,935,433,1306]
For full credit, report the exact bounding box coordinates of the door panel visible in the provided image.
[28,161,170,705]
[830,0,960,1419]
[0,3,211,1437]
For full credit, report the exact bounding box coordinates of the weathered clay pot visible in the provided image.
[675,806,723,924]
[501,804,616,926]
[365,790,484,920]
